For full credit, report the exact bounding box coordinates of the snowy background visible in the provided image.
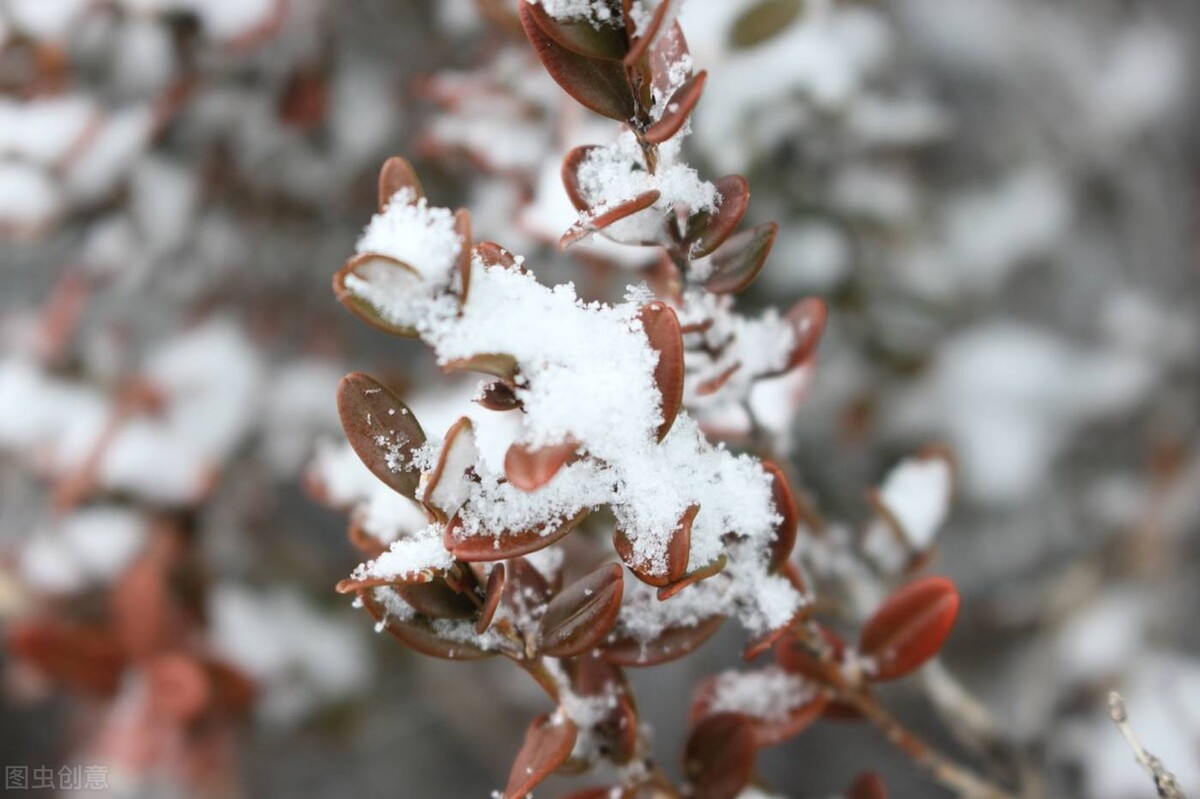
[1,0,1198,797]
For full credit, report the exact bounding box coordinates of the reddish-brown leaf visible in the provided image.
[525,2,629,60]
[742,619,796,662]
[690,673,827,748]
[505,713,579,799]
[423,416,478,520]
[477,380,521,411]
[704,222,777,294]
[695,361,741,397]
[657,554,726,601]
[333,253,422,338]
[110,545,176,660]
[683,712,757,799]
[448,508,590,562]
[774,297,827,375]
[539,563,625,657]
[378,156,423,210]
[7,620,126,697]
[560,189,661,249]
[847,772,888,799]
[519,3,636,121]
[613,510,693,590]
[561,145,601,212]
[476,563,505,634]
[763,461,799,572]
[443,352,520,382]
[623,0,672,67]
[858,576,960,681]
[475,241,523,271]
[205,659,258,718]
[602,614,725,667]
[688,175,751,258]
[505,439,580,492]
[360,590,498,661]
[774,625,847,685]
[146,652,211,722]
[336,372,427,499]
[395,578,478,620]
[454,208,472,302]
[639,301,684,441]
[644,70,707,144]
[573,654,639,763]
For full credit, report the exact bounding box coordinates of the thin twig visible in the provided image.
[1109,691,1188,799]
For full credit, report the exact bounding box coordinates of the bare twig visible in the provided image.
[1109,691,1188,799]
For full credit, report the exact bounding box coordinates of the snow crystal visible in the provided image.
[874,454,951,549]
[527,0,620,26]
[708,667,815,723]
[353,526,455,582]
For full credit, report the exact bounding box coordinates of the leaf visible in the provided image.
[772,297,827,375]
[519,3,636,121]
[623,0,672,67]
[6,620,125,697]
[644,70,707,144]
[612,503,695,589]
[395,578,478,620]
[683,712,757,799]
[448,508,590,562]
[336,372,427,499]
[690,673,827,748]
[539,563,625,657]
[763,461,798,571]
[688,175,750,258]
[360,590,498,661]
[639,301,684,441]
[731,0,803,49]
[477,380,522,411]
[146,653,211,722]
[423,416,478,520]
[505,439,580,491]
[741,620,795,662]
[774,625,846,684]
[858,576,960,681]
[443,352,520,382]
[333,253,422,337]
[602,614,725,666]
[476,563,505,634]
[573,654,638,763]
[657,554,726,601]
[454,208,472,302]
[475,241,523,271]
[378,155,424,210]
[695,362,741,397]
[505,713,579,799]
[703,222,777,294]
[524,2,629,60]
[561,189,662,249]
[561,145,601,212]
[846,772,888,799]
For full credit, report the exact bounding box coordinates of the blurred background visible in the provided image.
[0,0,1197,797]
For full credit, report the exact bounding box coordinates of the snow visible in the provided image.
[357,189,463,283]
[20,508,149,595]
[874,453,951,549]
[209,584,371,725]
[527,0,621,26]
[708,666,815,723]
[343,191,803,633]
[352,527,454,582]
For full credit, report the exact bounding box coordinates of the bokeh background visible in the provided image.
[1,0,1197,797]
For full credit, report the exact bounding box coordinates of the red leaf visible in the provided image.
[695,361,741,397]
[476,563,505,634]
[475,241,523,271]
[615,504,695,588]
[422,416,478,520]
[688,175,750,258]
[336,372,427,499]
[602,614,725,667]
[623,0,672,67]
[360,590,499,661]
[7,620,126,697]
[561,145,601,212]
[773,297,827,375]
[394,578,478,620]
[774,625,847,685]
[763,461,798,571]
[683,712,757,799]
[847,772,888,799]
[520,3,636,121]
[657,554,726,601]
[378,155,424,210]
[505,713,579,799]
[146,652,211,722]
[639,301,684,441]
[505,439,580,491]
[448,508,590,562]
[703,222,777,294]
[560,189,661,249]
[858,576,960,681]
[454,208,472,302]
[443,352,520,382]
[477,380,522,411]
[644,70,707,144]
[690,673,827,748]
[333,253,422,337]
[525,2,629,60]
[539,563,625,658]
